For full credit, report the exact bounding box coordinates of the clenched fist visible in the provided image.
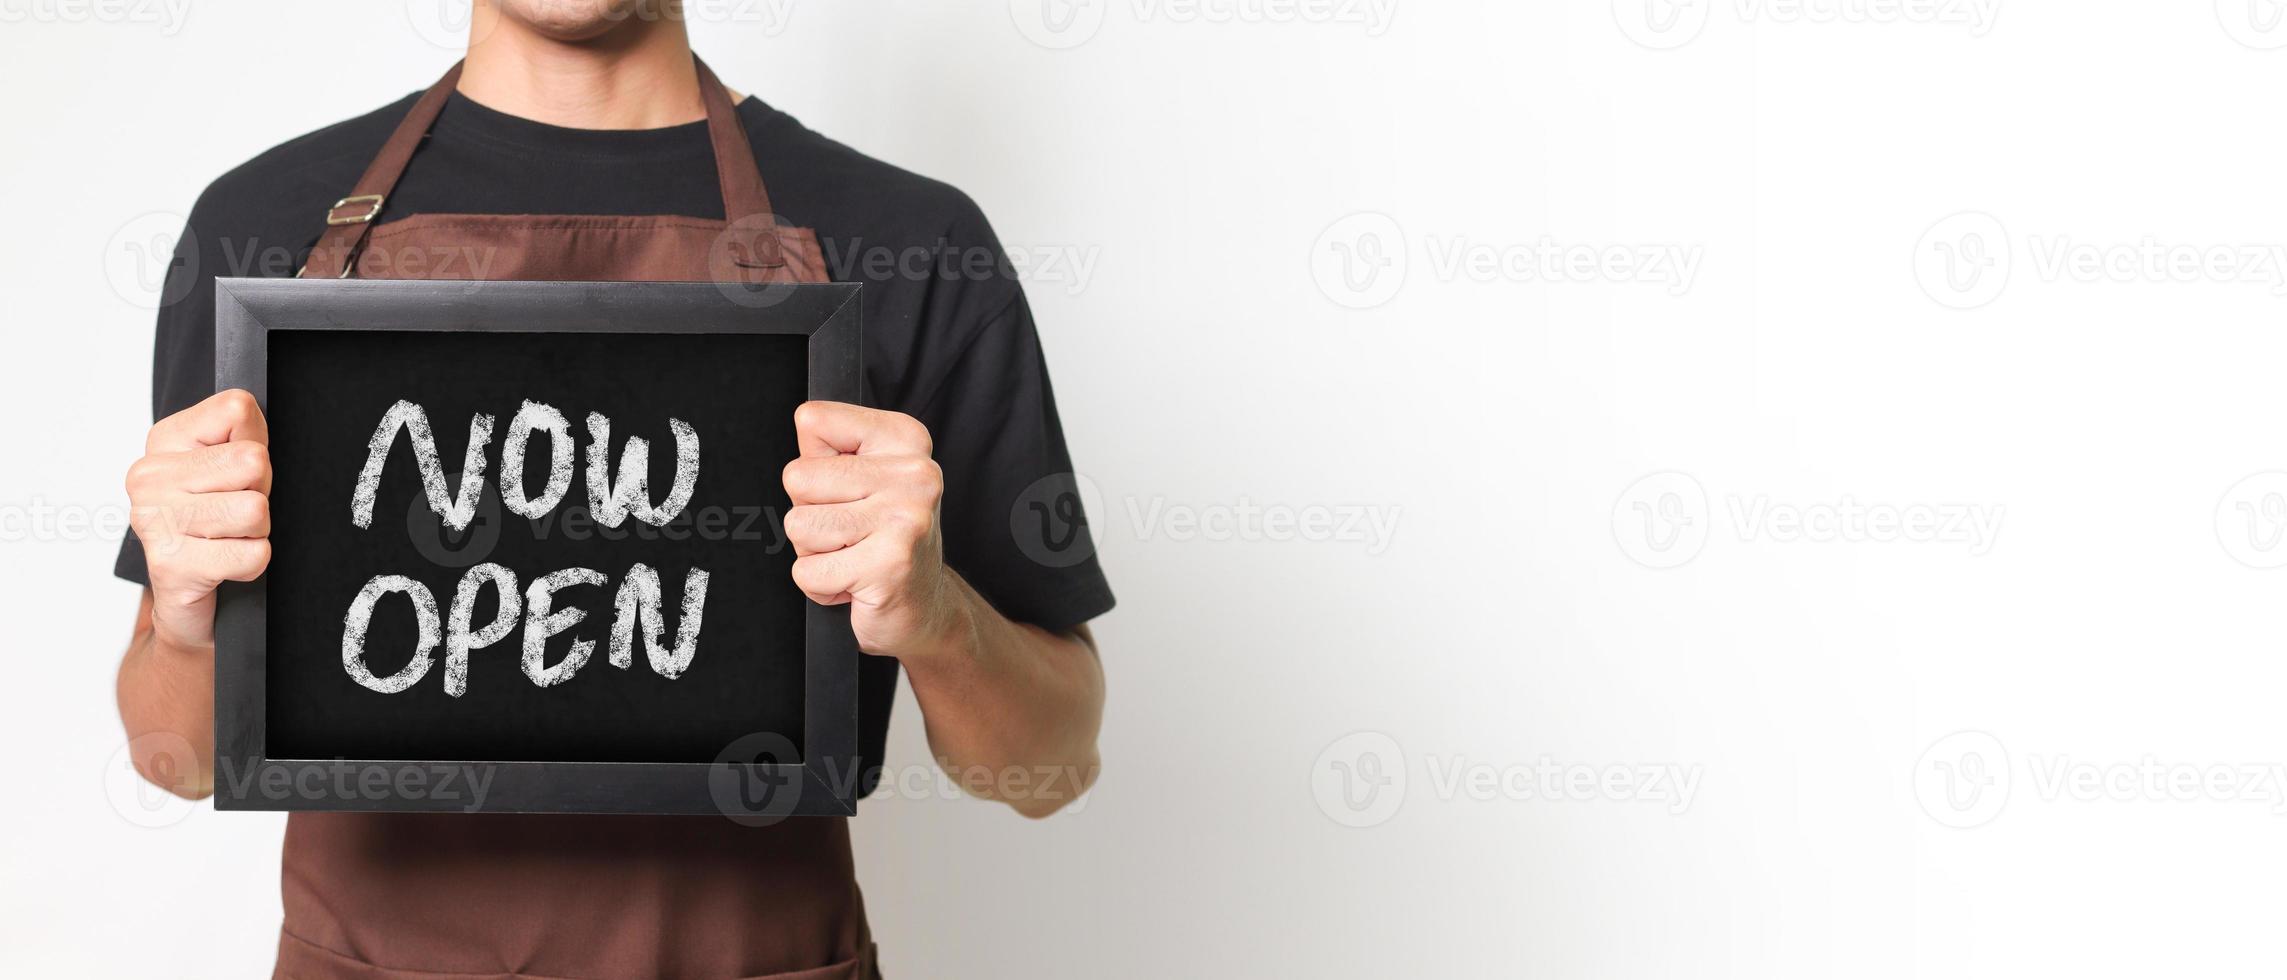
[126,388,273,652]
[782,401,962,661]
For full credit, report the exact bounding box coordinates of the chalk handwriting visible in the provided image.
[340,399,713,695]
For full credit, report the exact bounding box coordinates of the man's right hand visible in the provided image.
[126,388,273,652]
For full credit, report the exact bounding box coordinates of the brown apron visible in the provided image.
[277,60,876,980]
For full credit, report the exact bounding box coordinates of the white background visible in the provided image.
[6,0,2287,976]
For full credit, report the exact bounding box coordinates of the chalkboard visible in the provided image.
[212,278,861,817]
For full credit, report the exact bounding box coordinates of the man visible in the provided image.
[114,2,1112,976]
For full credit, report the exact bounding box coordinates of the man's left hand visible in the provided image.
[782,401,966,661]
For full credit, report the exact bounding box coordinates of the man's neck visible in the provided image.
[456,9,716,130]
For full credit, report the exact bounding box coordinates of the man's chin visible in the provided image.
[490,0,652,43]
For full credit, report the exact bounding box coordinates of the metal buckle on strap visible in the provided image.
[325,194,386,226]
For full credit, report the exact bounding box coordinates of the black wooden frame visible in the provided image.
[212,277,862,816]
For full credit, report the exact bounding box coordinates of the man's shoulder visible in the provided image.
[187,93,420,246]
[737,100,1000,250]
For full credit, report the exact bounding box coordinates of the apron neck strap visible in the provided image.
[300,56,782,279]
[694,57,784,269]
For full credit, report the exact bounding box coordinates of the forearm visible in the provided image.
[116,590,216,799]
[902,572,1104,818]
[780,402,1108,817]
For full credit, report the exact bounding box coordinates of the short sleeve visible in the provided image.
[908,291,1115,634]
[114,204,224,587]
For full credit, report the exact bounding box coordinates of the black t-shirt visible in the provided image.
[117,88,1115,787]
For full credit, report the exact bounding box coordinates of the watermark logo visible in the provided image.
[860,760,1099,814]
[1613,472,2004,568]
[105,733,200,829]
[1914,731,2287,828]
[1423,235,1702,296]
[819,235,1102,297]
[1915,210,2287,309]
[2217,472,2287,569]
[390,461,787,568]
[407,475,504,568]
[405,0,497,49]
[1913,730,2010,829]
[2,0,190,33]
[113,755,498,815]
[408,493,789,568]
[1011,0,1107,48]
[409,0,794,49]
[105,210,195,311]
[1612,471,1711,569]
[211,759,496,810]
[1013,474,1401,564]
[710,731,805,827]
[1015,0,1395,49]
[1311,733,1705,828]
[1615,0,2000,50]
[1011,472,1106,568]
[1,498,132,544]
[708,213,808,310]
[1913,210,2011,310]
[1122,495,1401,554]
[1312,731,1407,828]
[1313,211,1703,308]
[2217,0,2287,49]
[1311,212,1408,310]
[1424,757,1703,815]
[1613,0,1710,49]
[685,0,799,32]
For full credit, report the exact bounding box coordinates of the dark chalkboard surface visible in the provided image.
[212,278,862,816]
[267,328,807,763]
